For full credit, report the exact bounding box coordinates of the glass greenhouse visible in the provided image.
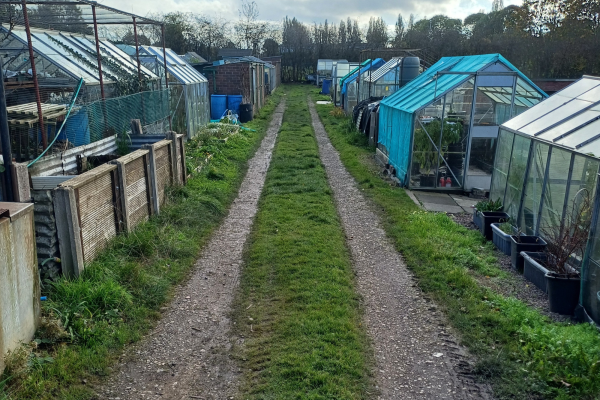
[489,76,600,325]
[342,58,385,111]
[359,57,421,102]
[316,59,347,86]
[138,46,210,139]
[333,61,358,106]
[378,54,546,190]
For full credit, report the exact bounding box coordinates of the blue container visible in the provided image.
[63,109,91,147]
[211,94,227,120]
[227,95,243,116]
[321,79,332,95]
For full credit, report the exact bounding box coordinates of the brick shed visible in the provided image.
[204,57,265,116]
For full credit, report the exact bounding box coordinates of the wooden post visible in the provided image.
[166,131,180,185]
[141,143,160,214]
[53,186,84,277]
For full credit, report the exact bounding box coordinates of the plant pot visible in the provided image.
[546,273,581,315]
[480,211,509,241]
[491,223,512,255]
[510,235,547,271]
[472,208,482,230]
[419,175,435,188]
[522,252,548,293]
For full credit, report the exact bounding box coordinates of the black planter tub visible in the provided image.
[510,235,547,271]
[491,222,512,256]
[546,273,581,315]
[480,211,509,241]
[521,252,548,293]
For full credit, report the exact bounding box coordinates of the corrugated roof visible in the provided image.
[1,26,158,85]
[364,58,401,83]
[380,54,546,114]
[139,46,207,85]
[503,76,600,156]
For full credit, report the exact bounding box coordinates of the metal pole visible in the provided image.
[21,0,47,150]
[0,65,14,201]
[133,17,143,88]
[161,24,172,131]
[91,5,105,100]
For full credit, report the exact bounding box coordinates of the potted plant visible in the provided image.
[491,220,514,255]
[540,189,591,315]
[472,198,499,230]
[413,118,462,187]
[474,198,507,240]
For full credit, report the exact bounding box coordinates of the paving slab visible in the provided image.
[421,202,465,214]
[415,193,460,206]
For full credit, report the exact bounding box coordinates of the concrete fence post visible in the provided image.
[166,131,181,185]
[11,162,31,202]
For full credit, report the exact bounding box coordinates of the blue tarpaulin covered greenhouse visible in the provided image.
[490,76,600,325]
[378,54,547,190]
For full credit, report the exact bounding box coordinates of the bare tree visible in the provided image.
[235,0,270,54]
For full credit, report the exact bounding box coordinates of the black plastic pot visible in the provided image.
[510,235,547,271]
[522,252,549,293]
[491,223,512,255]
[480,211,509,241]
[546,274,581,315]
[239,103,253,123]
[419,175,435,187]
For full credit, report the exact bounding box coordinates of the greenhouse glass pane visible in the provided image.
[504,135,531,221]
[564,155,598,228]
[556,79,600,98]
[556,118,600,149]
[537,108,600,142]
[412,104,442,188]
[490,130,514,202]
[520,99,594,136]
[502,94,570,132]
[540,147,571,232]
[519,142,549,234]
[581,259,600,324]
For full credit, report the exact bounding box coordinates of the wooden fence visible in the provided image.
[54,134,186,277]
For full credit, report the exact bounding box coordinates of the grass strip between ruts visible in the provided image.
[312,85,600,400]
[234,85,372,399]
[0,91,283,400]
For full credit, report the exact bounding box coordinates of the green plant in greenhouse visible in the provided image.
[413,118,462,176]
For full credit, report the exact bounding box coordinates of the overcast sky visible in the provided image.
[98,0,521,28]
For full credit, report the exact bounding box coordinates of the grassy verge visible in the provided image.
[0,91,283,400]
[312,87,600,400]
[233,84,372,399]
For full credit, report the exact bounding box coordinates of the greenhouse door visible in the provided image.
[464,126,498,190]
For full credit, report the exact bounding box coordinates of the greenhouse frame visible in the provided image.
[359,58,402,102]
[489,76,600,326]
[342,58,385,111]
[137,46,210,139]
[332,61,357,106]
[378,54,547,191]
[316,59,347,86]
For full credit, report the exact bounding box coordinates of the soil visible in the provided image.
[450,213,570,323]
[309,101,492,400]
[96,101,286,400]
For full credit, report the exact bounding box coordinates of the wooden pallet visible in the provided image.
[6,102,65,116]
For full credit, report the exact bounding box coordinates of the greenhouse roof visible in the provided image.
[139,46,207,85]
[364,57,401,83]
[339,59,370,86]
[0,25,157,85]
[503,76,600,156]
[341,58,385,94]
[380,53,546,114]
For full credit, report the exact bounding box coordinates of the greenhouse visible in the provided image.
[359,57,420,102]
[378,53,546,190]
[316,59,347,86]
[489,75,600,325]
[332,61,358,106]
[137,46,210,139]
[341,58,385,111]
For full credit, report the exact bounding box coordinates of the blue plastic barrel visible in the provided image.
[321,79,332,95]
[227,95,243,116]
[210,95,227,120]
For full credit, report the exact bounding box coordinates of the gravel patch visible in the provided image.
[450,213,570,323]
[309,101,492,400]
[97,100,286,400]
